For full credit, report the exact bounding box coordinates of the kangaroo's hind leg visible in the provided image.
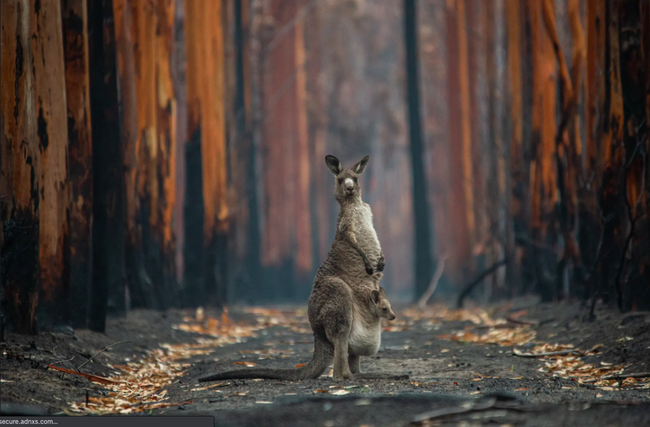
[310,277,355,381]
[332,334,353,380]
[348,354,361,374]
[326,308,353,380]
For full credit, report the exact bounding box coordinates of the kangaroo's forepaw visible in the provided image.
[376,254,385,272]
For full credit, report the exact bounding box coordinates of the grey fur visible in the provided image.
[199,155,403,383]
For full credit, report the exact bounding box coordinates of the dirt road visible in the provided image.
[1,301,649,426]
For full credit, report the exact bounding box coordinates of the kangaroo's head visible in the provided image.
[325,155,369,200]
[370,287,396,321]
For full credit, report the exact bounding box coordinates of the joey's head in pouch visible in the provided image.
[370,287,396,321]
[325,155,370,201]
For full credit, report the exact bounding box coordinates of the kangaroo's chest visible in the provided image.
[351,204,380,251]
[348,319,381,356]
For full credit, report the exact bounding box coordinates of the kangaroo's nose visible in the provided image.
[344,178,354,191]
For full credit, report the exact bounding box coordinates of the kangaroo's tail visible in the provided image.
[199,340,331,382]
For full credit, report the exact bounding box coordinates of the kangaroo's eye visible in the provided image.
[338,178,343,184]
[353,177,358,183]
[383,308,387,312]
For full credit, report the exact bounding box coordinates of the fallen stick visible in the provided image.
[412,397,497,423]
[77,340,132,370]
[457,258,508,309]
[512,348,578,358]
[46,364,119,385]
[506,316,540,327]
[417,255,448,309]
[582,372,650,383]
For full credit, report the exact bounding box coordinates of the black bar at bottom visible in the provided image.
[0,417,214,427]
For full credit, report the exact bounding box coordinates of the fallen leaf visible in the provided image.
[255,401,273,404]
[234,361,257,367]
[294,363,306,368]
[208,382,230,388]
[314,389,328,394]
[515,388,530,391]
[331,389,350,396]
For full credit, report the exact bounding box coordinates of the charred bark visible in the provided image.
[88,0,127,330]
[404,0,434,299]
[0,0,40,336]
[31,0,71,328]
[112,0,154,309]
[62,0,93,328]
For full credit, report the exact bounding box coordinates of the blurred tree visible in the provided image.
[113,0,155,308]
[88,0,127,330]
[31,0,71,327]
[1,0,40,335]
[62,0,93,328]
[184,0,229,307]
[404,0,434,299]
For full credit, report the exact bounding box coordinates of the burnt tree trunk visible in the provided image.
[31,0,71,328]
[597,0,625,308]
[404,0,434,299]
[153,0,179,309]
[507,0,526,297]
[446,0,473,287]
[0,0,40,336]
[232,0,262,302]
[184,0,229,307]
[62,0,93,328]
[581,0,607,301]
[113,0,154,308]
[529,0,558,302]
[88,0,127,330]
[171,0,187,292]
[617,0,649,311]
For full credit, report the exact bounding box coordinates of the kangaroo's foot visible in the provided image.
[333,370,354,381]
[348,354,361,374]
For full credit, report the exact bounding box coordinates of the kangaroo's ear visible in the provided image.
[378,287,386,298]
[352,155,370,174]
[371,290,380,304]
[325,155,342,176]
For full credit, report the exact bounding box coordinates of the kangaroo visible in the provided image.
[316,154,385,285]
[198,287,396,382]
[199,155,404,382]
